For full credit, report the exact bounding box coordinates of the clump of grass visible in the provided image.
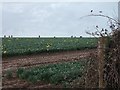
[5,69,13,79]
[16,68,24,77]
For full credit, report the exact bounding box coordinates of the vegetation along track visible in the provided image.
[2,49,96,89]
[2,49,96,74]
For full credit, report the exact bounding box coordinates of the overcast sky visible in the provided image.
[2,2,118,37]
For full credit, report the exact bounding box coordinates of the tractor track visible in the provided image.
[2,49,96,88]
[2,49,95,72]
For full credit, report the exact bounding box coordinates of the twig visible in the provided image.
[80,14,119,25]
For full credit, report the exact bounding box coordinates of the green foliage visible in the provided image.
[17,68,24,75]
[5,69,13,79]
[17,60,87,84]
[2,38,98,56]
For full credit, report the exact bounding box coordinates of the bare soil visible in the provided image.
[2,49,96,89]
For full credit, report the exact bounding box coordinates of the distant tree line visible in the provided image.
[4,35,13,38]
[71,36,82,38]
[3,35,83,38]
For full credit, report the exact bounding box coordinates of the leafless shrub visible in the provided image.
[104,28,120,88]
[82,12,120,88]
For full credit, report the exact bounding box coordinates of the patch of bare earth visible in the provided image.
[2,49,96,89]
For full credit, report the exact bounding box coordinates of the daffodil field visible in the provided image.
[2,37,98,56]
[16,59,87,86]
[2,37,99,88]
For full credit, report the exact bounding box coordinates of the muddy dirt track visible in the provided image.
[2,49,96,89]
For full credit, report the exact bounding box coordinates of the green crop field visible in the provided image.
[16,59,87,85]
[2,37,98,56]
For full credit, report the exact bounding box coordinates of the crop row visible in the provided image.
[2,37,98,56]
[16,59,87,85]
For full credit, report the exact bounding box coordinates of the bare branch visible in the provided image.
[80,14,120,25]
